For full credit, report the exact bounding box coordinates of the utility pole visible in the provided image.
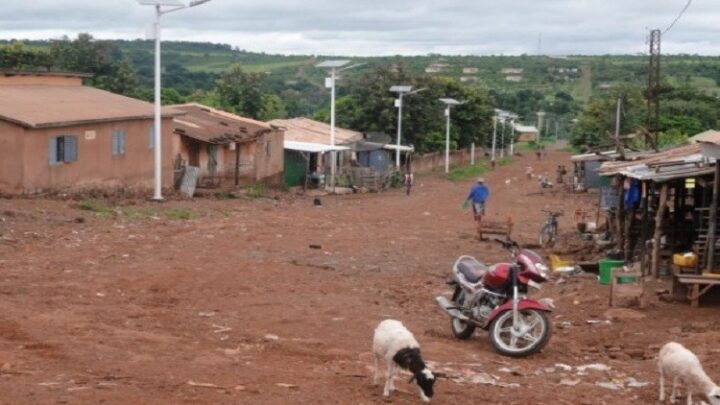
[647,29,661,151]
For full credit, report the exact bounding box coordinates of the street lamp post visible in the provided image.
[536,111,546,144]
[491,114,498,162]
[439,98,465,174]
[500,117,506,158]
[137,0,211,201]
[390,85,426,169]
[317,60,363,191]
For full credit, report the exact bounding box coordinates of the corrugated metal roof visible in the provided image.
[170,103,272,145]
[599,144,701,176]
[0,85,181,129]
[514,124,538,133]
[269,117,362,145]
[571,150,620,162]
[689,129,720,144]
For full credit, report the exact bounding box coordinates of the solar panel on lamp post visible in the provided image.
[390,86,426,169]
[137,0,212,201]
[317,60,362,192]
[439,98,466,174]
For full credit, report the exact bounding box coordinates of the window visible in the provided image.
[48,135,77,165]
[266,140,271,157]
[112,129,126,156]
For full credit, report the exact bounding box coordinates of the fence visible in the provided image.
[412,147,485,173]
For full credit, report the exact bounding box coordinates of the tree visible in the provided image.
[214,64,266,119]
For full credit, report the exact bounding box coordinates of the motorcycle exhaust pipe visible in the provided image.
[435,296,470,322]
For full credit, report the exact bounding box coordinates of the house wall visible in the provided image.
[254,129,284,185]
[16,118,173,194]
[0,121,26,194]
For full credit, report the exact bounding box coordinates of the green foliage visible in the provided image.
[215,64,266,119]
[570,85,645,150]
[245,183,266,198]
[447,162,490,182]
[78,199,114,216]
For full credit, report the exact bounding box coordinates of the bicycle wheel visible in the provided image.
[539,224,553,247]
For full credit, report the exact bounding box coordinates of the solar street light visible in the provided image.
[439,98,466,173]
[390,85,426,168]
[136,0,212,200]
[317,60,359,191]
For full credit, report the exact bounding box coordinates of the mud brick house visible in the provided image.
[170,103,284,187]
[0,71,180,195]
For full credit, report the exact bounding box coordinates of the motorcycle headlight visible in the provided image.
[536,263,549,278]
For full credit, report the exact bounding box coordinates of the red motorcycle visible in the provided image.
[436,238,552,357]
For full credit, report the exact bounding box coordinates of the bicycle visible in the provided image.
[539,210,563,247]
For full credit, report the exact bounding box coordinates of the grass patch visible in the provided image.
[498,157,513,166]
[245,183,266,198]
[78,199,114,217]
[77,200,195,221]
[447,162,490,182]
[164,209,194,220]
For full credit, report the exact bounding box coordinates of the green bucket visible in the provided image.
[598,259,625,285]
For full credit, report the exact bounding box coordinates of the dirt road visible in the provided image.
[1,151,719,404]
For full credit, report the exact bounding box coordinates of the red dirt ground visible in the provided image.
[1,150,719,405]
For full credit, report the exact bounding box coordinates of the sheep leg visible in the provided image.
[373,354,380,386]
[659,363,665,401]
[685,390,691,405]
[670,376,678,404]
[383,362,395,397]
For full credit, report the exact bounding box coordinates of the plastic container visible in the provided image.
[673,253,697,268]
[598,259,625,285]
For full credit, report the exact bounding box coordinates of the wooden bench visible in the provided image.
[672,272,720,307]
[477,216,513,240]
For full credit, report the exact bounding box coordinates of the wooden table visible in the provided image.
[673,272,720,307]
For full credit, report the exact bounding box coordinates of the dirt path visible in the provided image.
[0,150,718,404]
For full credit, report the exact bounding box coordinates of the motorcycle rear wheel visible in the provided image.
[489,309,551,357]
[451,289,476,339]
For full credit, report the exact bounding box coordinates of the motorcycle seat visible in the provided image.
[457,259,489,283]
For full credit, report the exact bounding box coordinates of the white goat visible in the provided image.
[373,319,436,403]
[658,342,720,405]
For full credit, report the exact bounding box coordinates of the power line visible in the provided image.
[663,0,692,35]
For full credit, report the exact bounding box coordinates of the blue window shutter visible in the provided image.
[65,136,77,162]
[149,127,155,149]
[48,137,58,165]
[120,131,126,155]
[112,131,118,155]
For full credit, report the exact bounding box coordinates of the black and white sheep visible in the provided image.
[373,319,436,402]
[658,341,720,405]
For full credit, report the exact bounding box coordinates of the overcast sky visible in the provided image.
[0,0,716,56]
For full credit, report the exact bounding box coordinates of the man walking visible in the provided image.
[466,177,489,219]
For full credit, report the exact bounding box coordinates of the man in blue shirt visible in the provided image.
[466,177,490,221]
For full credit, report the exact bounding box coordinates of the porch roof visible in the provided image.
[284,140,351,153]
[171,103,272,145]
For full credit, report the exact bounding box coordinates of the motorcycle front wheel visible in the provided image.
[451,289,476,339]
[489,309,551,357]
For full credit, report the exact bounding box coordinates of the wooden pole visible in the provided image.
[652,183,669,278]
[706,161,720,273]
[234,142,240,186]
[616,176,625,252]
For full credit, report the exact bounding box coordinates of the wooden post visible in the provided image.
[639,182,650,274]
[652,183,669,278]
[707,162,720,273]
[234,142,240,186]
[616,176,625,253]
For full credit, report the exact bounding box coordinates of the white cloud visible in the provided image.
[0,0,718,55]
